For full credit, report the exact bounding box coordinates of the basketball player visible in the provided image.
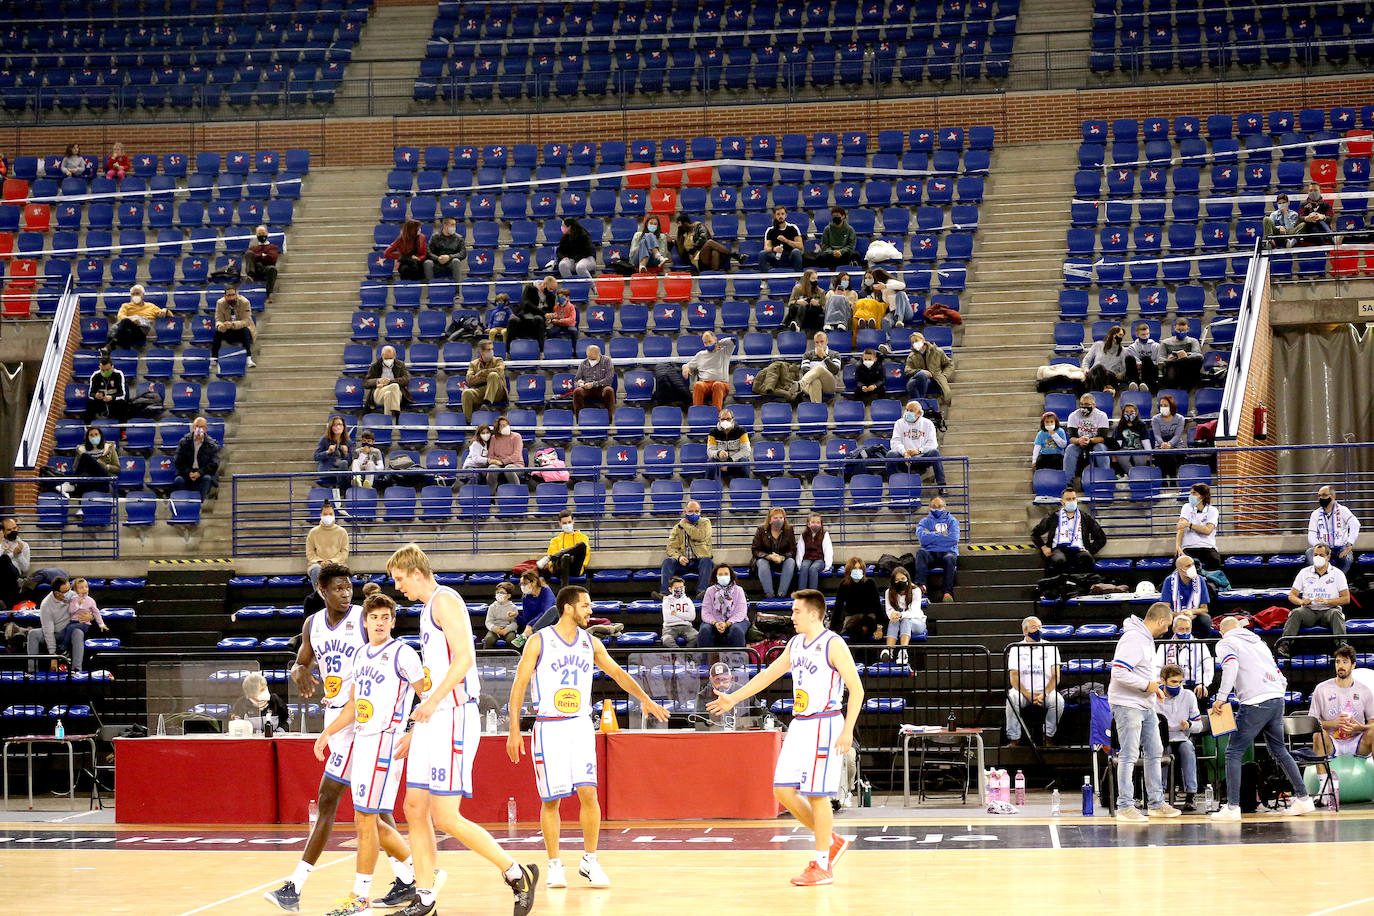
[386,544,539,916]
[313,593,427,916]
[708,589,864,887]
[267,566,422,912]
[505,585,669,889]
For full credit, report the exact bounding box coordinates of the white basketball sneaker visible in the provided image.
[546,859,567,888]
[579,854,611,888]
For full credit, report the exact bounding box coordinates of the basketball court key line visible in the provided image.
[170,853,352,916]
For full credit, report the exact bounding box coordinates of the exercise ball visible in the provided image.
[1303,755,1374,802]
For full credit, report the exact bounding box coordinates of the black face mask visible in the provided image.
[1320,496,1333,509]
[3,529,17,541]
[831,216,843,225]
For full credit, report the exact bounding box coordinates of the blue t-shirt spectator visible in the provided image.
[517,583,556,631]
[916,509,960,554]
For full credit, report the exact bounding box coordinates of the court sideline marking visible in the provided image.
[171,853,352,916]
[1302,895,1374,916]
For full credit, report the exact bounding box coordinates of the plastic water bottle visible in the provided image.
[1204,784,1215,813]
[155,713,166,736]
[308,799,319,831]
[1081,776,1094,816]
[507,797,517,828]
[1014,770,1026,806]
[1049,789,1062,816]
[1330,771,1341,812]
[997,769,1010,802]
[54,718,64,739]
[485,709,498,734]
[764,714,777,731]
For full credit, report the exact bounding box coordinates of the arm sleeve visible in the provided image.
[1201,644,1215,686]
[729,587,748,622]
[1215,643,1239,698]
[1185,694,1204,734]
[1308,510,1321,546]
[1347,508,1360,544]
[1110,646,1153,691]
[823,532,834,568]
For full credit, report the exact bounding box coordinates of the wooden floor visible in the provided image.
[6,814,1374,916]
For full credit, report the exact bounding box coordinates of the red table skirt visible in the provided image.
[115,737,278,824]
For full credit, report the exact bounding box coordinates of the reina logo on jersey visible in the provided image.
[794,689,810,710]
[554,688,581,714]
[356,699,375,723]
[419,667,432,693]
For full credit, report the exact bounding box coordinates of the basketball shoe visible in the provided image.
[324,893,371,916]
[828,833,850,868]
[375,869,445,908]
[790,862,834,886]
[578,854,610,887]
[506,862,540,916]
[546,860,567,888]
[263,881,300,913]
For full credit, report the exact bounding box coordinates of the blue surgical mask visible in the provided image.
[1188,493,1199,508]
[1064,501,1078,514]
[903,411,917,423]
[1026,630,1042,642]
[849,568,863,581]
[560,522,574,533]
[1174,632,1191,640]
[704,342,716,351]
[684,513,700,524]
[1164,684,1181,697]
[715,574,730,587]
[89,435,101,447]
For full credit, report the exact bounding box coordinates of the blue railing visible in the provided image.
[0,475,120,561]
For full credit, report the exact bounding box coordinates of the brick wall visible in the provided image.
[1221,278,1279,534]
[1,73,1370,166]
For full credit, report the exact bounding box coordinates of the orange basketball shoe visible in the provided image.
[790,862,834,886]
[828,832,851,868]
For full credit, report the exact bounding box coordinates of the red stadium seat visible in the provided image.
[1347,129,1373,158]
[625,162,653,189]
[1331,247,1360,277]
[662,273,693,303]
[1309,158,1338,191]
[594,274,624,304]
[2,179,27,205]
[684,161,714,188]
[1,290,32,318]
[629,273,660,304]
[648,187,677,216]
[22,203,49,232]
[655,164,683,187]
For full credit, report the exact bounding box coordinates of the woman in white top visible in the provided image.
[880,567,926,667]
[462,423,492,476]
[1176,482,1221,571]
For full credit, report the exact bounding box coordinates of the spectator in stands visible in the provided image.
[1125,321,1160,393]
[1309,645,1374,762]
[546,286,579,343]
[426,217,465,282]
[674,213,736,272]
[463,424,493,474]
[660,578,699,647]
[795,512,834,592]
[1264,193,1300,247]
[1108,401,1152,476]
[1157,613,1215,700]
[683,331,735,411]
[535,510,590,583]
[313,415,352,503]
[482,581,521,648]
[1081,324,1128,393]
[556,217,596,278]
[1150,393,1186,480]
[1308,485,1360,574]
[1160,318,1203,391]
[1032,412,1068,471]
[231,672,290,734]
[244,226,280,302]
[706,408,752,482]
[571,344,614,420]
[109,284,170,350]
[832,557,882,641]
[784,270,825,333]
[698,563,748,648]
[509,276,556,354]
[800,331,841,404]
[175,416,220,499]
[1108,601,1178,822]
[1177,482,1221,569]
[64,577,106,650]
[1032,488,1107,576]
[103,142,129,180]
[1284,544,1350,651]
[752,508,797,599]
[484,293,513,343]
[306,501,347,589]
[0,516,29,609]
[60,142,87,178]
[212,283,256,369]
[880,567,925,666]
[364,345,410,420]
[28,577,76,671]
[760,205,804,270]
[851,347,885,403]
[1160,555,1213,635]
[866,268,916,327]
[383,218,427,281]
[1063,393,1110,483]
[822,270,857,331]
[513,569,557,647]
[659,500,715,598]
[62,425,118,499]
[487,415,525,486]
[1158,663,1204,812]
[887,400,946,493]
[811,206,857,269]
[350,429,383,488]
[851,289,886,339]
[83,352,127,422]
[900,330,953,405]
[1210,615,1316,820]
[630,215,670,272]
[914,496,958,602]
[1295,183,1335,245]
[1005,616,1063,746]
[462,340,507,423]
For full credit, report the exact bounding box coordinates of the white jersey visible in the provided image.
[533,625,595,719]
[419,584,480,710]
[351,638,424,737]
[788,630,844,718]
[308,604,366,709]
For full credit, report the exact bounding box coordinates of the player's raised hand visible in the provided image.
[506,730,525,763]
[394,732,412,761]
[644,699,670,722]
[706,690,736,715]
[834,728,854,755]
[410,696,438,723]
[312,733,328,762]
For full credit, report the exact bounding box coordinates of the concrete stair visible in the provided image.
[1010,0,1095,85]
[333,6,436,116]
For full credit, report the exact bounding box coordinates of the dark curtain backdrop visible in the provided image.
[1273,327,1374,479]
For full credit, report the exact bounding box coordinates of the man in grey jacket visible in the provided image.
[27,577,77,671]
[1108,602,1179,822]
[800,331,842,404]
[571,344,615,420]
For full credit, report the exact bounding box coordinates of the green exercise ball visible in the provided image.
[1303,755,1374,802]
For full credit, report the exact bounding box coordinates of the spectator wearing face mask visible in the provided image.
[865,268,916,327]
[175,416,221,499]
[383,219,427,281]
[513,570,557,647]
[462,340,507,423]
[784,270,825,333]
[800,331,842,404]
[900,331,953,405]
[0,516,30,609]
[571,344,613,420]
[1109,402,1152,476]
[350,430,384,488]
[1307,485,1360,574]
[535,511,590,583]
[1157,663,1204,812]
[682,331,736,411]
[660,578,699,647]
[822,270,857,331]
[706,408,752,482]
[306,501,348,589]
[1284,545,1350,649]
[1155,614,1216,701]
[1160,555,1213,635]
[914,496,959,602]
[487,417,525,486]
[28,577,75,671]
[1150,394,1186,480]
[556,217,597,277]
[1176,482,1221,570]
[1295,183,1335,246]
[1005,616,1064,746]
[630,215,669,272]
[484,293,513,343]
[1063,393,1110,483]
[813,207,857,269]
[795,513,834,591]
[84,352,127,422]
[1080,325,1128,393]
[110,283,171,350]
[62,425,118,499]
[232,673,292,734]
[364,345,411,420]
[1124,321,1160,393]
[1031,488,1107,576]
[673,213,738,272]
[509,276,556,354]
[851,347,885,403]
[1160,318,1202,391]
[752,508,797,599]
[698,564,748,647]
[759,205,804,271]
[483,581,522,648]
[832,558,882,642]
[212,284,256,368]
[463,423,494,474]
[1032,412,1068,471]
[1264,193,1299,248]
[659,501,715,597]
[244,225,280,300]
[313,415,351,503]
[887,400,947,493]
[427,216,466,282]
[546,285,579,341]
[880,567,926,667]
